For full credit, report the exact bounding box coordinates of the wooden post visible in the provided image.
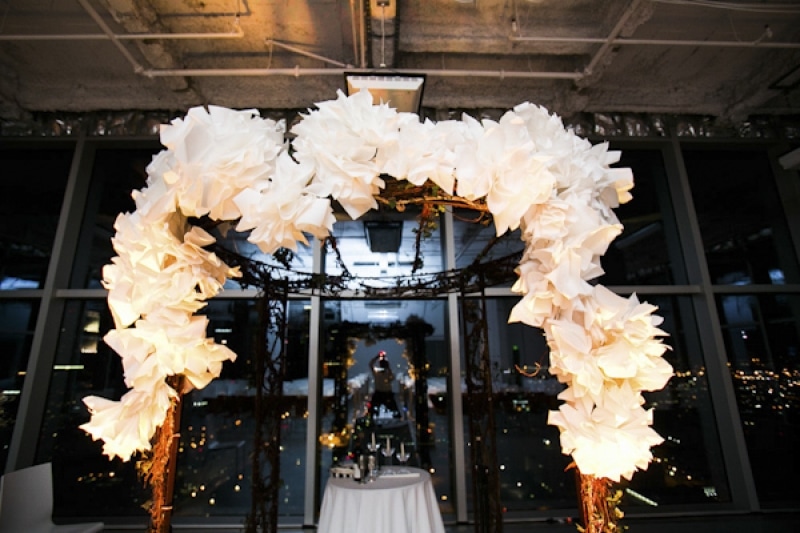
[576,471,622,533]
[146,375,185,533]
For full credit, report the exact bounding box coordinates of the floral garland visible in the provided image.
[81,89,673,484]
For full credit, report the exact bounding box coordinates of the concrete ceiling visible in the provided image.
[1,0,800,121]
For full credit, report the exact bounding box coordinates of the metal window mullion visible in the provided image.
[664,136,760,511]
[303,239,324,527]
[768,143,800,277]
[7,134,95,471]
[442,208,468,523]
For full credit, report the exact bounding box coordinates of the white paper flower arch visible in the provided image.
[81,89,673,483]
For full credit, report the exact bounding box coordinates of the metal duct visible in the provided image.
[368,0,397,69]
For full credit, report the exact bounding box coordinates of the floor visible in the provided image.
[97,512,799,532]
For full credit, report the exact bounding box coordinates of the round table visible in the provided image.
[317,466,445,533]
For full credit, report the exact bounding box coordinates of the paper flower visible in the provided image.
[234,151,336,254]
[81,381,176,461]
[156,105,285,221]
[378,116,461,195]
[292,90,396,219]
[452,112,556,235]
[547,384,664,481]
[101,211,238,329]
[84,91,672,477]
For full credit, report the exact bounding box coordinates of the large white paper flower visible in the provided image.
[453,112,556,236]
[379,116,461,195]
[234,151,336,253]
[102,211,238,329]
[292,90,397,219]
[157,105,285,221]
[589,286,673,391]
[81,380,176,461]
[548,384,664,481]
[105,313,236,392]
[85,91,672,477]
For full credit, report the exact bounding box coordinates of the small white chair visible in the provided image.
[0,462,104,533]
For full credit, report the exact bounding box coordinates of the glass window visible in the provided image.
[716,292,800,507]
[0,300,39,472]
[465,295,730,515]
[452,209,524,282]
[71,146,314,290]
[317,299,454,516]
[462,297,572,513]
[601,148,686,285]
[173,298,311,519]
[70,148,156,289]
[622,295,730,509]
[324,208,445,291]
[684,148,800,286]
[37,299,147,519]
[38,297,312,520]
[0,147,72,290]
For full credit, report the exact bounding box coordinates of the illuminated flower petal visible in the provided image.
[81,381,176,461]
[86,93,673,481]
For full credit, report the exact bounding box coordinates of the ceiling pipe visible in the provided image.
[369,0,397,69]
[6,28,796,50]
[509,0,798,51]
[1,0,242,42]
[359,0,367,68]
[0,30,244,41]
[583,0,644,77]
[59,0,244,77]
[77,0,145,74]
[142,67,582,80]
[348,0,361,67]
[509,35,800,49]
[265,39,353,68]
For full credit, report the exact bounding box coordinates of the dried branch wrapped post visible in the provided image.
[141,376,186,533]
[80,90,673,532]
[576,471,624,533]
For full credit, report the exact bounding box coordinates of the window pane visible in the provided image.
[0,147,72,290]
[601,148,686,285]
[622,295,730,509]
[324,209,445,290]
[0,300,39,472]
[38,297,312,520]
[452,210,524,283]
[37,299,146,519]
[716,292,800,506]
[71,148,155,289]
[466,295,730,515]
[684,148,800,285]
[318,299,454,516]
[462,298,572,513]
[173,298,311,518]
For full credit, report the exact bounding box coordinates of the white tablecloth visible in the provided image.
[318,466,446,533]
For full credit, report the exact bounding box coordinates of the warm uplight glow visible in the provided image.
[82,89,670,491]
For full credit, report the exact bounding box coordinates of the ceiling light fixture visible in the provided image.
[345,0,425,113]
[371,0,395,68]
[344,73,425,113]
[364,220,404,253]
